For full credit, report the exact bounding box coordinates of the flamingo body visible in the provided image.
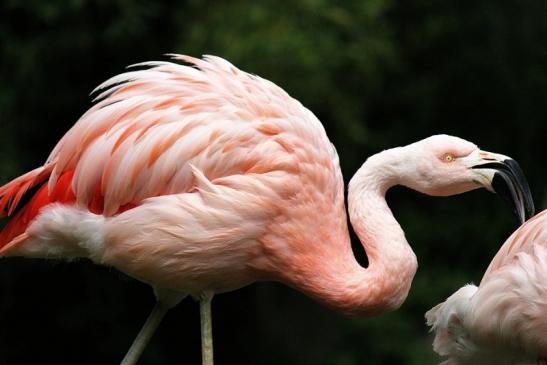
[0,55,534,363]
[426,210,547,365]
[0,55,345,300]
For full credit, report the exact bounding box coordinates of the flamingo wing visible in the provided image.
[0,55,335,250]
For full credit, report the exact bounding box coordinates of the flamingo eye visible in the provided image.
[442,153,456,163]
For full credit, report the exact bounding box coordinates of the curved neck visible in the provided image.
[289,149,418,316]
[347,150,417,314]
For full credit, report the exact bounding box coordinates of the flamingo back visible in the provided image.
[0,55,343,253]
[481,210,547,283]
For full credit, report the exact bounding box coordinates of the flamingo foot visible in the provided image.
[200,292,215,365]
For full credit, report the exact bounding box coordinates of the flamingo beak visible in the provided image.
[466,150,535,224]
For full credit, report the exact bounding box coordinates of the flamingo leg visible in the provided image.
[200,292,214,365]
[120,301,169,365]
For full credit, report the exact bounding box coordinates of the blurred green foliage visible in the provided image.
[0,1,546,364]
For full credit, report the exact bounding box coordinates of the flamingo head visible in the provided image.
[399,134,535,223]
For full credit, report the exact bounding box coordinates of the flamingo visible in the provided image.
[0,55,534,365]
[426,209,547,365]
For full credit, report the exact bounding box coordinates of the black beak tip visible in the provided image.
[491,158,535,224]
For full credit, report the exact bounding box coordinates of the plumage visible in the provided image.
[0,55,534,364]
[426,210,547,365]
[1,55,335,247]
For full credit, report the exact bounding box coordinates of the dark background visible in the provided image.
[1,1,546,364]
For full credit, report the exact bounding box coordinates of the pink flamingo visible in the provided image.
[427,209,547,365]
[0,55,534,365]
